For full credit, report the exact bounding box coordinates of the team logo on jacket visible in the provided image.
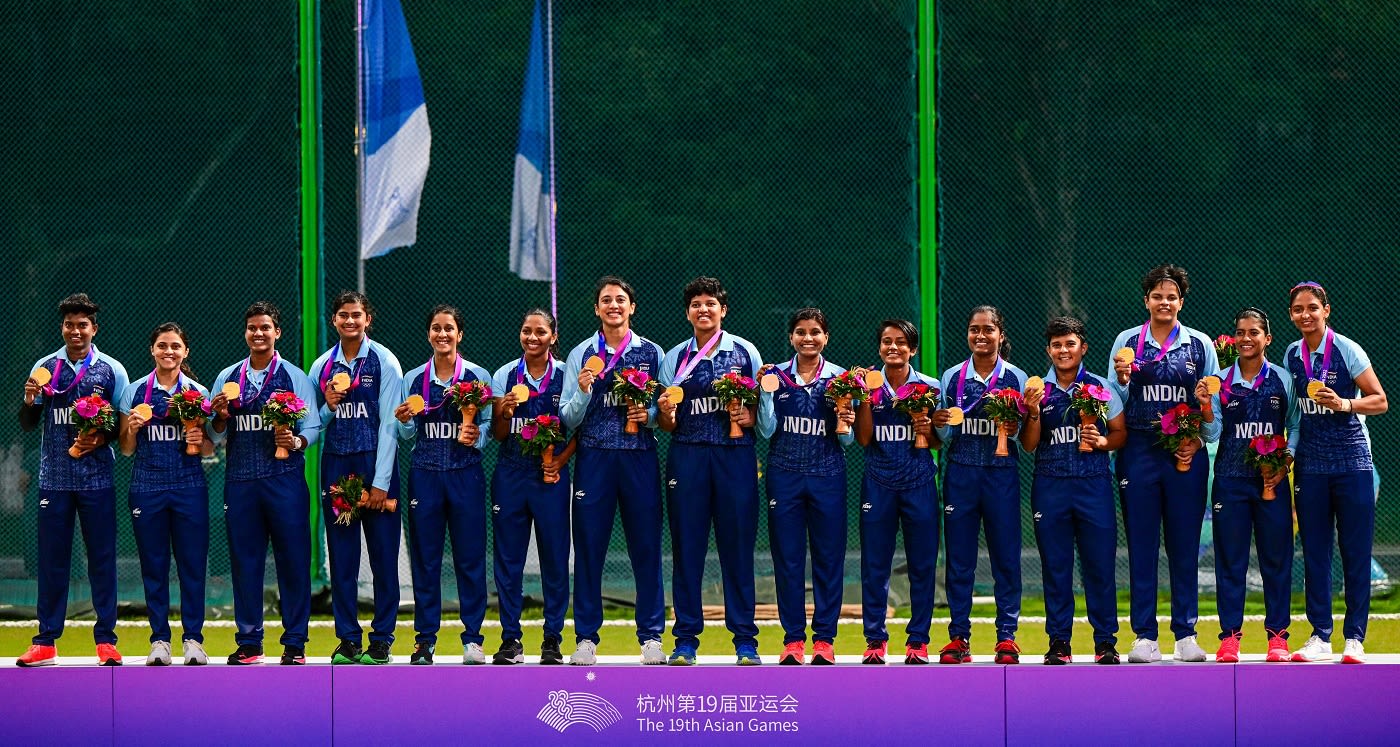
[667,478,677,489]
[410,499,418,508]
[1270,396,1281,409]
[861,502,872,513]
[492,504,501,515]
[1033,511,1042,523]
[769,498,777,509]
[1185,361,1197,374]
[536,690,621,734]
[360,375,375,388]
[944,505,955,515]
[574,490,586,501]
[131,507,142,517]
[1213,502,1223,512]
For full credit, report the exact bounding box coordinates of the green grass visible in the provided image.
[6,590,1399,660]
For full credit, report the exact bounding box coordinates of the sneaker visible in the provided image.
[360,641,392,665]
[1174,635,1207,662]
[1094,641,1120,665]
[96,643,123,666]
[227,643,263,665]
[1215,633,1242,663]
[779,641,806,665]
[183,640,208,666]
[410,643,435,665]
[462,642,486,665]
[640,639,666,665]
[331,640,362,665]
[668,644,697,666]
[492,639,524,665]
[736,644,761,666]
[570,640,598,666]
[905,643,930,665]
[811,641,836,665]
[994,639,1022,664]
[1043,639,1072,665]
[939,637,971,664]
[1291,635,1333,663]
[540,638,564,666]
[1127,638,1162,663]
[1265,631,1290,663]
[16,644,57,668]
[1342,639,1366,665]
[280,645,306,665]
[146,640,172,666]
[862,640,887,665]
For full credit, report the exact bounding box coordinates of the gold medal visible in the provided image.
[1306,380,1325,400]
[221,382,241,401]
[404,394,426,414]
[583,356,605,374]
[29,367,52,387]
[509,383,531,402]
[760,373,780,393]
[664,385,685,404]
[863,369,885,390]
[944,407,965,426]
[1203,376,1221,395]
[329,372,352,392]
[1024,376,1044,392]
[131,403,154,420]
[1115,347,1135,364]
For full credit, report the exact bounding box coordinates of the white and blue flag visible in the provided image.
[360,0,431,260]
[509,0,554,282]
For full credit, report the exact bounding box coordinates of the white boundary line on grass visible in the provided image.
[5,613,1400,629]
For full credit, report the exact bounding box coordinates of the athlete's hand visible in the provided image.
[323,384,347,409]
[930,409,952,428]
[733,406,755,428]
[394,402,414,423]
[578,368,596,394]
[1194,380,1213,407]
[1114,357,1133,386]
[24,378,41,406]
[837,406,856,427]
[541,460,561,483]
[1080,421,1105,450]
[184,424,204,448]
[274,427,300,451]
[459,423,480,445]
[365,486,389,511]
[657,391,677,416]
[126,411,149,432]
[626,403,648,424]
[912,413,933,438]
[211,393,231,420]
[1175,437,1201,463]
[1262,466,1286,490]
[1024,385,1044,411]
[498,392,521,417]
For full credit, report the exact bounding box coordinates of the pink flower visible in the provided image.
[1082,383,1111,402]
[1160,413,1179,435]
[200,401,213,415]
[895,383,917,399]
[536,415,556,427]
[521,423,539,441]
[1253,435,1280,455]
[75,397,100,419]
[625,369,650,389]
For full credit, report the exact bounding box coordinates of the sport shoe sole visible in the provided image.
[16,658,57,668]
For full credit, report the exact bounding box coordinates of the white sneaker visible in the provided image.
[1173,635,1207,662]
[1127,638,1162,663]
[1291,635,1334,663]
[571,640,598,666]
[181,639,207,666]
[462,642,486,665]
[1342,639,1366,664]
[640,639,665,665]
[146,640,172,666]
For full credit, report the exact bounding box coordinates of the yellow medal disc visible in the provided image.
[1306,380,1325,400]
[221,382,241,401]
[760,373,781,393]
[863,369,885,390]
[1115,347,1135,364]
[664,385,685,404]
[131,403,153,420]
[510,383,531,402]
[29,367,52,387]
[330,372,352,392]
[405,394,426,414]
[945,407,965,426]
[1203,376,1221,395]
[583,356,605,374]
[1024,376,1044,392]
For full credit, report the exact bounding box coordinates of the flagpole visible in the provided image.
[546,0,557,320]
[355,0,367,293]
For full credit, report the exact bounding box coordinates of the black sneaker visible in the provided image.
[1094,640,1120,665]
[493,639,525,665]
[280,645,306,665]
[1043,639,1072,665]
[331,640,362,665]
[410,643,435,665]
[540,638,564,666]
[227,643,263,665]
[360,641,392,665]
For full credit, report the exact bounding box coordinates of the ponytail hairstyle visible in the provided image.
[521,307,560,358]
[149,322,197,381]
[967,305,1011,359]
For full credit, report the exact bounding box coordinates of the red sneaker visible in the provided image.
[994,639,1022,664]
[1215,633,1241,664]
[862,640,887,665]
[16,644,57,668]
[96,643,123,666]
[939,637,971,664]
[811,641,835,666]
[1265,631,1290,663]
[905,643,930,665]
[779,641,805,665]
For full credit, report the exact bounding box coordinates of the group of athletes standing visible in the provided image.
[14,265,1386,667]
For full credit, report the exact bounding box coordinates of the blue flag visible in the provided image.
[360,0,431,260]
[509,0,553,282]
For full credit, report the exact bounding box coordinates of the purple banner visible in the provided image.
[0,666,112,744]
[1236,664,1400,746]
[113,665,331,746]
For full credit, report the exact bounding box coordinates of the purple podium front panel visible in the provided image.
[1006,663,1236,745]
[1236,664,1400,746]
[0,666,113,744]
[330,665,1007,745]
[114,665,332,746]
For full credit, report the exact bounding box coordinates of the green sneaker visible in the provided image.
[359,640,392,665]
[331,640,362,665]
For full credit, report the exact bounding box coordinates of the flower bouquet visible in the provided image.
[824,370,867,436]
[612,367,659,434]
[68,394,115,458]
[262,390,308,460]
[445,380,493,445]
[1157,403,1205,472]
[518,414,565,483]
[167,389,214,455]
[893,381,940,450]
[1068,382,1112,453]
[327,473,365,526]
[713,372,759,439]
[981,387,1026,457]
[1215,335,1239,369]
[1244,434,1291,501]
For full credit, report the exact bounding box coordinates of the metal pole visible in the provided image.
[546,0,558,320]
[355,0,366,293]
[299,0,326,582]
[917,0,938,369]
